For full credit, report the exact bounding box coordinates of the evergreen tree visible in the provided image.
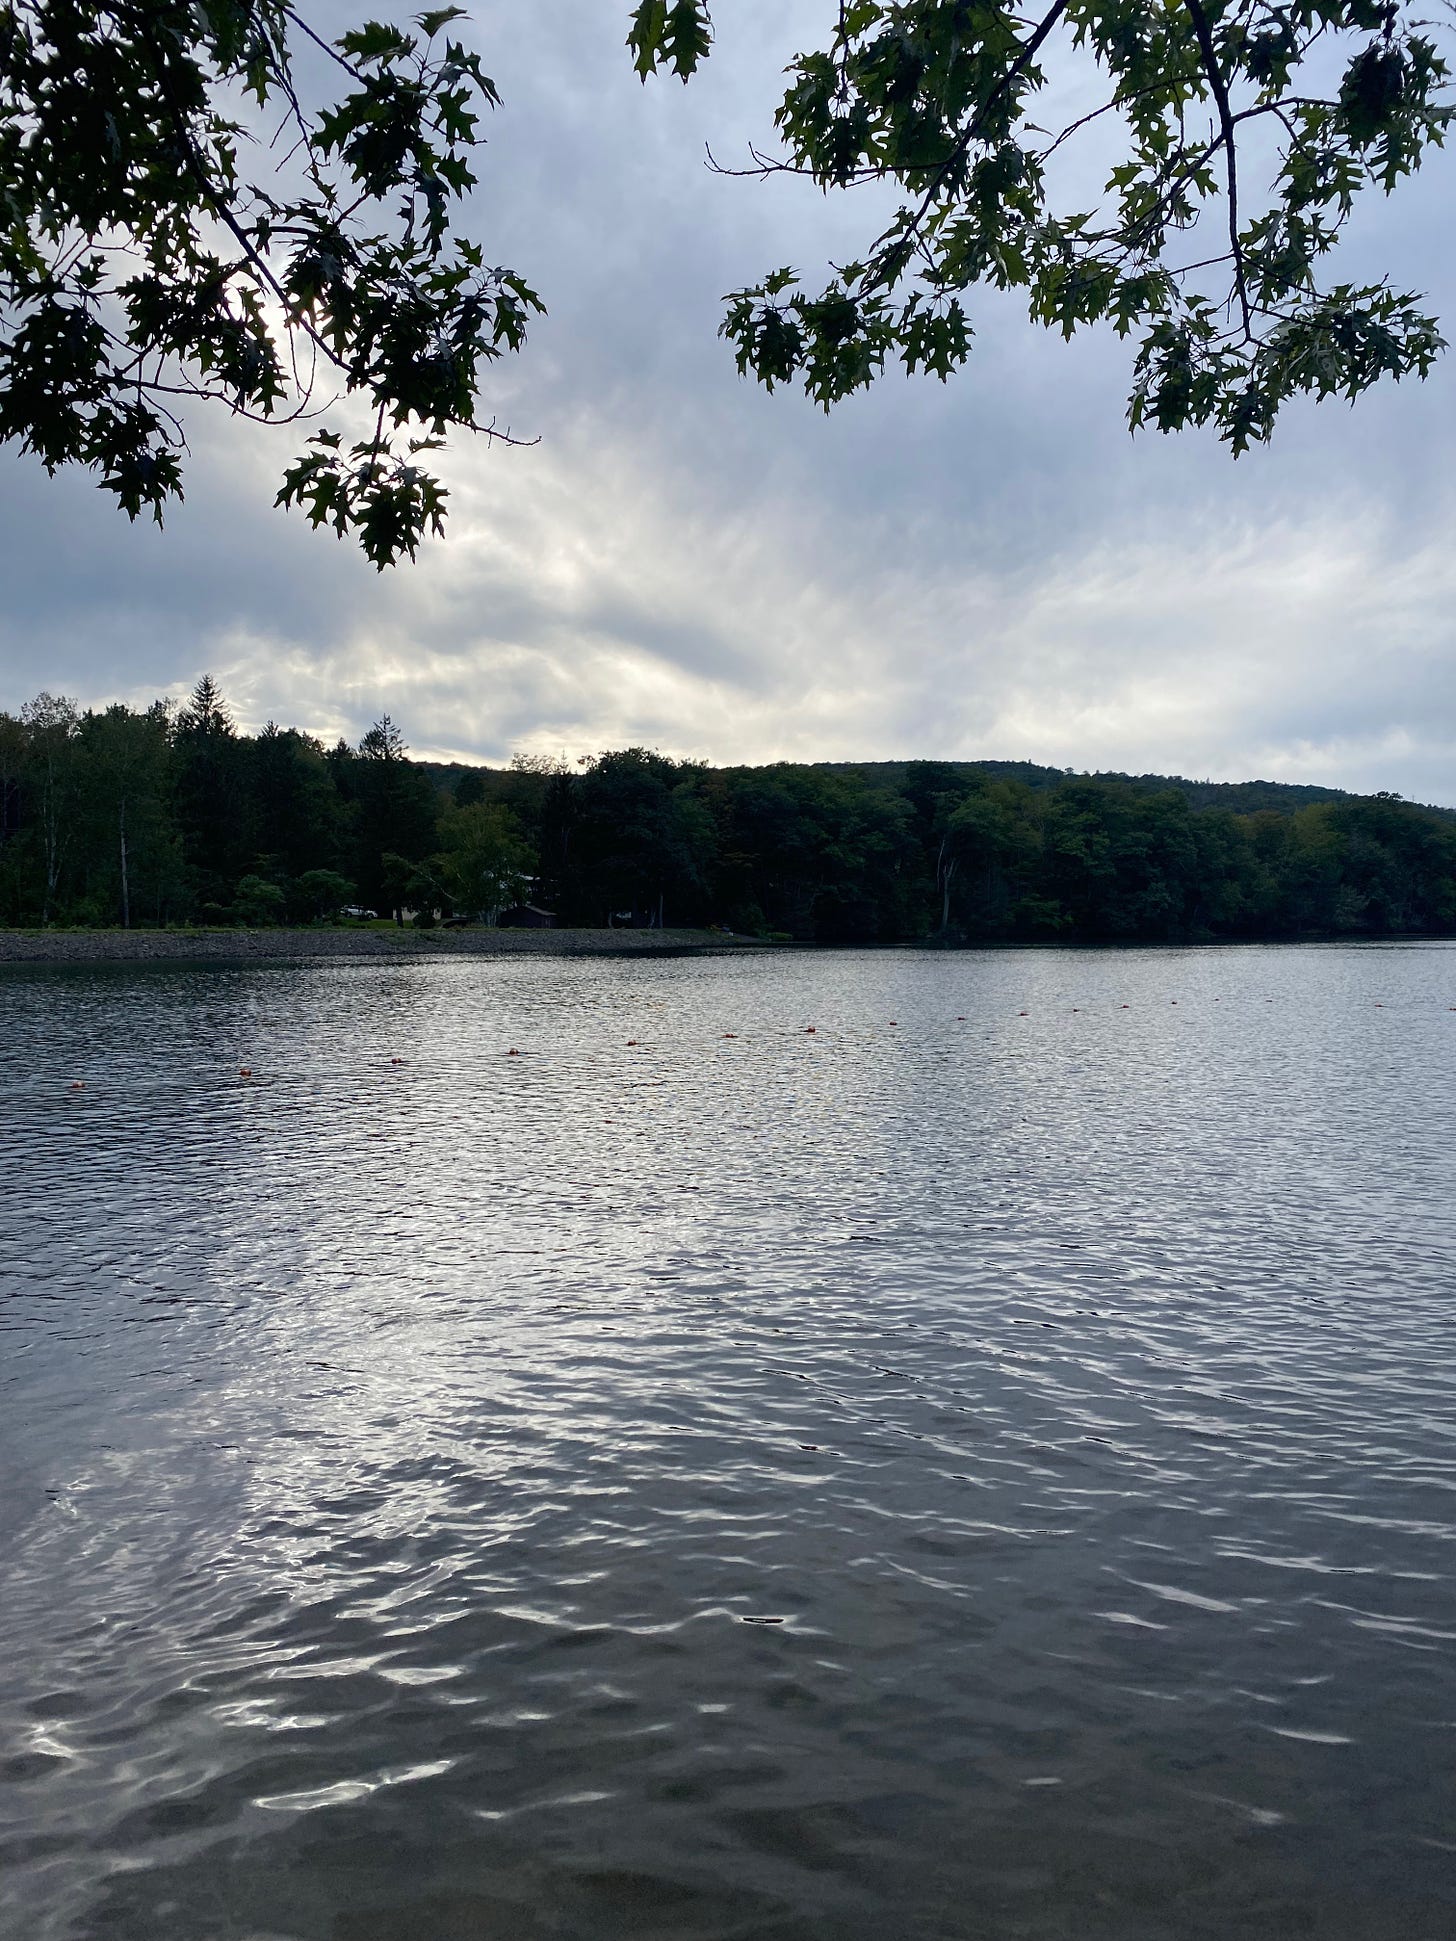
[348,717,441,918]
[173,676,245,908]
[250,724,345,883]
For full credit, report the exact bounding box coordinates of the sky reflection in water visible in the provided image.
[1,944,1454,1941]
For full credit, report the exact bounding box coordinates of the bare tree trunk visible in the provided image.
[118,794,130,929]
[42,821,60,924]
[39,759,61,924]
[938,844,958,931]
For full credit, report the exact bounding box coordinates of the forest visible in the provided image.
[2,680,1454,945]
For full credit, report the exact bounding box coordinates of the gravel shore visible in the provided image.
[0,927,764,965]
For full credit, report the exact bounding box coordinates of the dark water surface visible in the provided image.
[2,945,1454,1941]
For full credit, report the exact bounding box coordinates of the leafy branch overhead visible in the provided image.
[0,2,540,564]
[1,4,1451,569]
[632,0,1451,449]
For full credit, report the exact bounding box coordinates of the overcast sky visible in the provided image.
[2,2,1453,801]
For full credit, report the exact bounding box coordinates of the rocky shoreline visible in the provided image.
[0,927,764,965]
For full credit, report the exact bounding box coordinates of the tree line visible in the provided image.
[2,679,1453,944]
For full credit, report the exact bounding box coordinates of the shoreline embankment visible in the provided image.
[0,927,764,966]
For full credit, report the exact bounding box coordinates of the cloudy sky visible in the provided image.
[2,2,1453,800]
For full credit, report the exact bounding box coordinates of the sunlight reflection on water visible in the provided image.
[1,943,1454,1940]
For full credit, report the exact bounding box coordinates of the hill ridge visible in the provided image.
[417,755,1452,821]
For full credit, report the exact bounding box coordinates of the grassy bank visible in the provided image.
[0,927,764,965]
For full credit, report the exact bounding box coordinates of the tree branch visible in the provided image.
[1183,0,1251,338]
[280,5,367,84]
[901,2,1069,228]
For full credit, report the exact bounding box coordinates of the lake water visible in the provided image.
[2,944,1454,1941]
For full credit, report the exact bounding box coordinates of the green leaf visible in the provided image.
[417,7,468,36]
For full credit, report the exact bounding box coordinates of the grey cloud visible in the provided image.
[1,1,1453,802]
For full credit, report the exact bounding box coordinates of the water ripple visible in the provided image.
[1,944,1454,1939]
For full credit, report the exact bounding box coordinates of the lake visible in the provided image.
[2,943,1454,1941]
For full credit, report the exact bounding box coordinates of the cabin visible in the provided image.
[497,904,557,929]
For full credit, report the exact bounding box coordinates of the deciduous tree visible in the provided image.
[18,691,79,923]
[3,3,1448,570]
[80,700,172,927]
[0,1,538,563]
[634,1,1451,448]
[436,798,534,919]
